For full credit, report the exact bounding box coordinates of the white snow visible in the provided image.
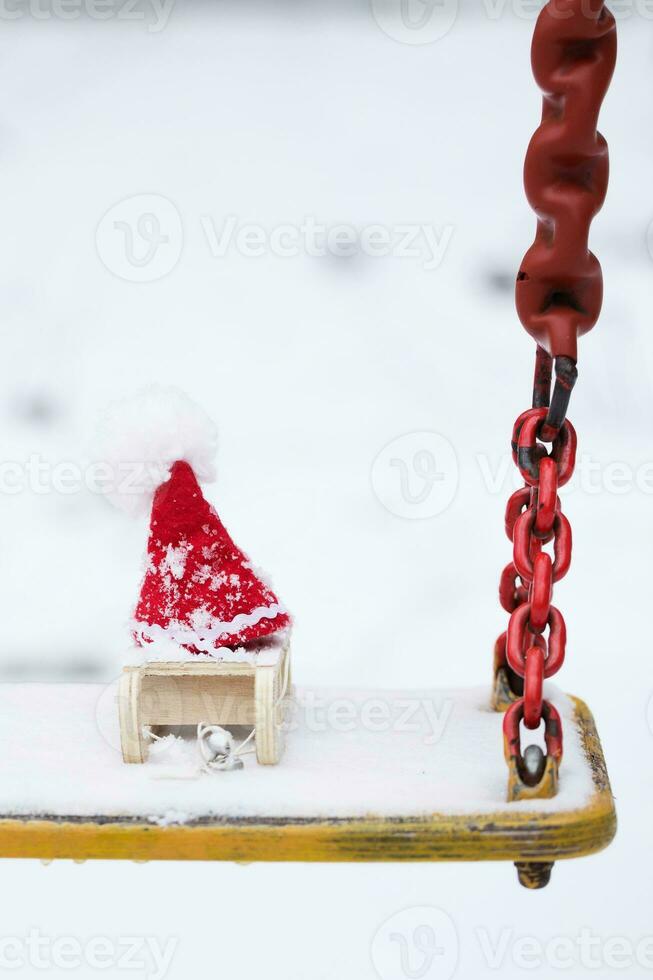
[0,682,591,821]
[162,543,188,581]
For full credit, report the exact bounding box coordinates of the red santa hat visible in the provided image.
[94,386,290,655]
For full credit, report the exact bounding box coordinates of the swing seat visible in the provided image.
[0,682,614,888]
[119,641,292,766]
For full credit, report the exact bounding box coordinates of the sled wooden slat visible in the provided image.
[0,697,615,865]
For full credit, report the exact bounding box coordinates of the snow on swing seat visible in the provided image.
[0,682,614,866]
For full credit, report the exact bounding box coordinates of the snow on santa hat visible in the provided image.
[95,386,290,654]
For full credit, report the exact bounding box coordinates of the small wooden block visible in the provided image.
[119,642,292,766]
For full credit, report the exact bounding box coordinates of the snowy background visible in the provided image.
[0,2,652,978]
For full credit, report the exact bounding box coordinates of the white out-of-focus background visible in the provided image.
[1,3,652,978]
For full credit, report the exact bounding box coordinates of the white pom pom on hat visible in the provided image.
[92,385,219,516]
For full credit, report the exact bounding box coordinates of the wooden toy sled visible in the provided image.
[119,641,292,766]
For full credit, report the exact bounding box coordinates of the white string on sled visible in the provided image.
[197,650,291,772]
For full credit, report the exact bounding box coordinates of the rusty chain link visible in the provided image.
[497,0,616,794]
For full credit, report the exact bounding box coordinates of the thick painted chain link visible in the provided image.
[515,0,617,363]
[497,0,616,790]
[496,413,575,748]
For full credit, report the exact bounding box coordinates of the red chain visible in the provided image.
[497,0,615,787]
[497,423,574,746]
[503,699,563,767]
[515,0,617,363]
